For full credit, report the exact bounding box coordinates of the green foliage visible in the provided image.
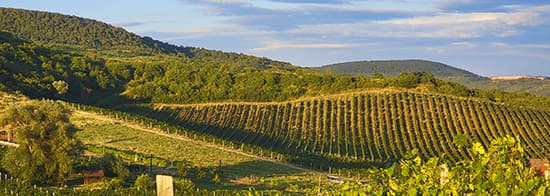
[317,59,481,79]
[98,153,130,180]
[196,167,209,179]
[0,8,146,51]
[339,136,549,195]
[134,173,154,191]
[52,80,69,94]
[396,72,422,88]
[317,59,550,97]
[84,145,169,167]
[173,178,195,191]
[0,101,81,185]
[0,31,119,101]
[144,90,550,170]
[1,27,549,110]
[212,168,222,183]
[177,162,190,177]
[104,178,125,190]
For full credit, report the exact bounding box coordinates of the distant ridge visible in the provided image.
[316,60,550,97]
[490,76,547,81]
[315,59,485,80]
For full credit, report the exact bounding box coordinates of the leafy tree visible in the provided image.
[396,72,420,88]
[98,153,129,180]
[0,101,81,185]
[52,80,69,95]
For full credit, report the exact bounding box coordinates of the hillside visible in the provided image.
[1,5,549,195]
[316,60,550,97]
[2,7,550,167]
[471,78,550,97]
[120,90,550,169]
[0,93,330,193]
[0,7,297,69]
[71,110,331,193]
[0,7,154,53]
[316,60,482,80]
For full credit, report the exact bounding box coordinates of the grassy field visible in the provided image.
[71,111,339,193]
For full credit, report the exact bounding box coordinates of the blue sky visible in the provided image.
[2,0,550,76]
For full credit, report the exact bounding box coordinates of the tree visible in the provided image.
[52,80,69,95]
[98,153,129,180]
[0,101,81,185]
[396,72,420,88]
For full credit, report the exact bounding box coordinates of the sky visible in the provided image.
[2,0,550,76]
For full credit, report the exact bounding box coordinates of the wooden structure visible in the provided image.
[0,130,11,141]
[0,125,18,148]
[0,124,14,141]
[529,158,550,179]
[326,175,344,184]
[82,170,104,184]
[156,175,174,196]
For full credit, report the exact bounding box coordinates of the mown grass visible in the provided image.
[71,112,339,192]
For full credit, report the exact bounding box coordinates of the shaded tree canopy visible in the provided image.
[0,100,81,185]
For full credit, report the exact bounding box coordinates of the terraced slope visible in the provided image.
[0,91,27,110]
[151,91,550,166]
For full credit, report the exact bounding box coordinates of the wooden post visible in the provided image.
[149,154,153,175]
[156,175,174,196]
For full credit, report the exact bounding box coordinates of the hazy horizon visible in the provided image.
[2,0,550,77]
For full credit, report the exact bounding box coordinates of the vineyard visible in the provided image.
[0,92,27,111]
[147,90,550,168]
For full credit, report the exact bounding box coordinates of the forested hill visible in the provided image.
[1,7,549,109]
[316,60,550,97]
[0,7,294,70]
[0,7,145,50]
[316,60,484,80]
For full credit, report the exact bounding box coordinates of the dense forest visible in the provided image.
[0,8,145,51]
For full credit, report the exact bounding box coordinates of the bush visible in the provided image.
[134,173,154,191]
[177,162,189,177]
[105,178,124,190]
[173,178,195,192]
[99,153,129,180]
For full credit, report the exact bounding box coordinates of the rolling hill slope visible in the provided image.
[121,90,550,169]
[316,60,481,80]
[0,7,295,69]
[2,7,550,170]
[316,60,550,97]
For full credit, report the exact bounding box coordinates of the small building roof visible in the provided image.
[82,170,104,177]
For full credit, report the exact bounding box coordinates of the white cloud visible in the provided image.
[250,41,358,52]
[150,25,275,40]
[518,44,550,49]
[425,42,477,54]
[450,41,476,48]
[287,4,550,39]
[202,0,246,4]
[423,41,550,62]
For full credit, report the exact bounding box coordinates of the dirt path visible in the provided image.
[75,110,318,174]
